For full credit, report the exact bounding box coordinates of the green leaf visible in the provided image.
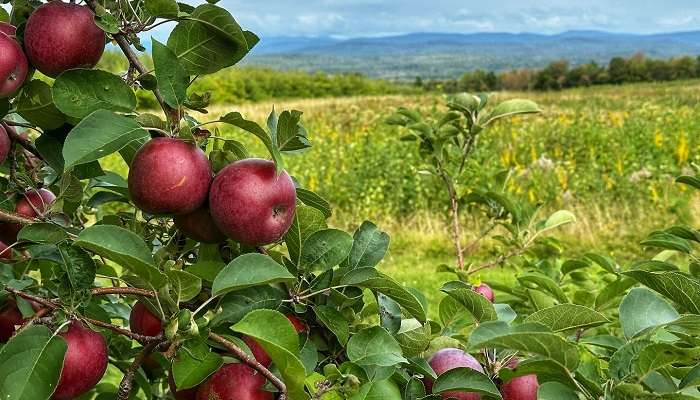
[350,380,402,400]
[232,310,308,400]
[441,281,497,322]
[499,358,579,390]
[395,319,432,357]
[17,223,69,244]
[609,340,652,380]
[676,175,700,191]
[479,99,540,126]
[167,4,258,74]
[595,277,636,310]
[272,109,311,152]
[641,231,693,254]
[296,188,332,218]
[469,321,579,370]
[186,243,225,283]
[313,305,349,345]
[680,363,700,388]
[623,270,700,314]
[219,111,283,171]
[62,110,149,170]
[75,225,167,288]
[633,343,691,379]
[517,273,568,304]
[432,367,501,399]
[301,229,353,270]
[284,205,327,266]
[57,244,96,290]
[211,253,294,297]
[52,69,136,119]
[541,210,576,231]
[145,0,179,18]
[346,326,407,366]
[172,341,223,390]
[167,270,202,303]
[210,285,284,327]
[0,325,67,400]
[153,40,188,109]
[619,288,680,338]
[537,382,578,400]
[15,80,66,130]
[342,268,426,322]
[347,221,390,270]
[524,304,608,332]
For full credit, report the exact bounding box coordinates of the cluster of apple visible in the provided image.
[423,282,538,400]
[130,300,306,400]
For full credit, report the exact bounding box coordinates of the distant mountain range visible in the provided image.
[242,30,700,80]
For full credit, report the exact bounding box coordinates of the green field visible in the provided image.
[106,80,700,311]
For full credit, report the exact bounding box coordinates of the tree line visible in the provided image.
[420,53,700,92]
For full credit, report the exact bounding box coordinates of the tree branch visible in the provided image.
[91,287,156,298]
[0,209,37,225]
[83,316,163,343]
[209,332,288,400]
[2,121,43,160]
[3,286,59,309]
[117,341,159,400]
[84,0,174,121]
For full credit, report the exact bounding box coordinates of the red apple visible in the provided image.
[425,348,484,400]
[474,283,494,303]
[0,239,12,260]
[128,138,212,215]
[129,300,163,337]
[52,321,108,400]
[242,314,306,367]
[209,159,296,246]
[16,188,56,218]
[23,1,105,77]
[0,22,16,36]
[169,371,198,400]
[0,123,11,165]
[196,363,273,400]
[500,359,538,400]
[174,207,226,243]
[0,31,28,98]
[0,300,22,342]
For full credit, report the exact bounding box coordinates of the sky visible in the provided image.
[207,0,700,38]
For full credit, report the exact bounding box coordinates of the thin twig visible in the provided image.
[2,121,42,159]
[83,316,163,343]
[0,209,37,225]
[468,247,528,275]
[3,286,58,309]
[91,287,156,298]
[117,341,159,400]
[209,332,288,400]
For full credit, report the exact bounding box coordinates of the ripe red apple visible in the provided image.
[0,22,16,36]
[196,363,273,400]
[474,283,494,302]
[23,1,105,77]
[1,188,57,244]
[0,300,22,342]
[128,138,212,215]
[129,300,163,337]
[53,321,108,400]
[425,348,484,400]
[0,240,12,260]
[209,159,296,246]
[243,315,306,367]
[169,371,198,400]
[500,359,538,400]
[0,123,12,165]
[174,207,226,243]
[0,31,28,98]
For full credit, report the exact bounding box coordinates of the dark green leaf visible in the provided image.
[172,341,223,390]
[314,305,349,345]
[346,326,407,366]
[347,221,389,270]
[153,40,188,109]
[212,253,294,297]
[300,229,353,270]
[525,304,608,332]
[52,69,136,118]
[441,281,497,322]
[432,367,501,399]
[16,80,66,130]
[624,270,700,314]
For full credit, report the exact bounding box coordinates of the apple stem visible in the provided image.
[208,332,288,400]
[117,341,160,400]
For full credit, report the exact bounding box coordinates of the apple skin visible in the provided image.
[23,1,105,78]
[52,321,108,400]
[425,348,484,400]
[129,301,163,337]
[169,371,198,400]
[0,31,28,98]
[500,359,538,400]
[0,22,16,36]
[0,300,22,342]
[128,138,212,215]
[195,363,273,400]
[474,283,494,303]
[174,207,226,243]
[0,123,12,165]
[0,188,57,244]
[243,315,306,367]
[209,159,296,246]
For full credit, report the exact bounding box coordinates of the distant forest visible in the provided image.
[423,53,700,92]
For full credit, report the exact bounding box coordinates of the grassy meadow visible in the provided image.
[106,80,700,313]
